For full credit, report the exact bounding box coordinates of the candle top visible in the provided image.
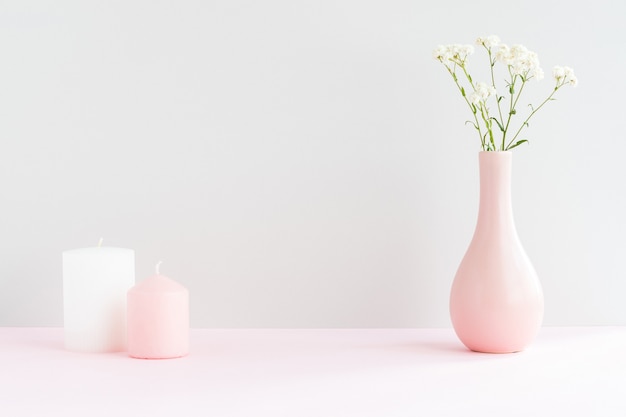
[63,247,134,256]
[129,275,188,293]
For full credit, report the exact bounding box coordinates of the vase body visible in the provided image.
[450,151,543,353]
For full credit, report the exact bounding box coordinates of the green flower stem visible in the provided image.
[511,78,527,111]
[501,69,527,150]
[478,103,494,150]
[505,82,564,150]
[443,63,484,147]
[486,48,505,136]
[501,71,516,149]
[460,62,495,151]
[460,64,477,90]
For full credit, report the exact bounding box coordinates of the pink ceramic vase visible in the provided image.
[450,151,544,353]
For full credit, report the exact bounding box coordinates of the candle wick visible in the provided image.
[156,260,163,275]
[98,237,103,248]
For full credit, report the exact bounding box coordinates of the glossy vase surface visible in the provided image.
[450,151,543,353]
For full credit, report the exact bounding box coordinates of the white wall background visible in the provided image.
[1,0,624,328]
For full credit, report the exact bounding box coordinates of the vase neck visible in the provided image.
[477,151,514,225]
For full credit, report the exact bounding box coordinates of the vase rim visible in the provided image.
[479,151,513,160]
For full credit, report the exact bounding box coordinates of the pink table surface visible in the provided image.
[1,327,625,416]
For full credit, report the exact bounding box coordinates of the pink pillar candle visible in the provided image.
[127,268,189,359]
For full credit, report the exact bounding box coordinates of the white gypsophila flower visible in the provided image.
[449,44,474,61]
[553,66,565,80]
[495,44,511,64]
[487,35,500,47]
[433,44,473,63]
[476,35,500,48]
[526,51,540,69]
[505,45,542,78]
[564,67,577,86]
[522,51,542,79]
[469,82,496,104]
[553,66,577,86]
[468,92,480,105]
[462,44,475,56]
[496,45,543,78]
[503,44,527,69]
[433,45,451,61]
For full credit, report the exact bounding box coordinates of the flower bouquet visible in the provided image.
[433,36,577,151]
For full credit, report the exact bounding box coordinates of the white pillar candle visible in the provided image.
[63,244,135,352]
